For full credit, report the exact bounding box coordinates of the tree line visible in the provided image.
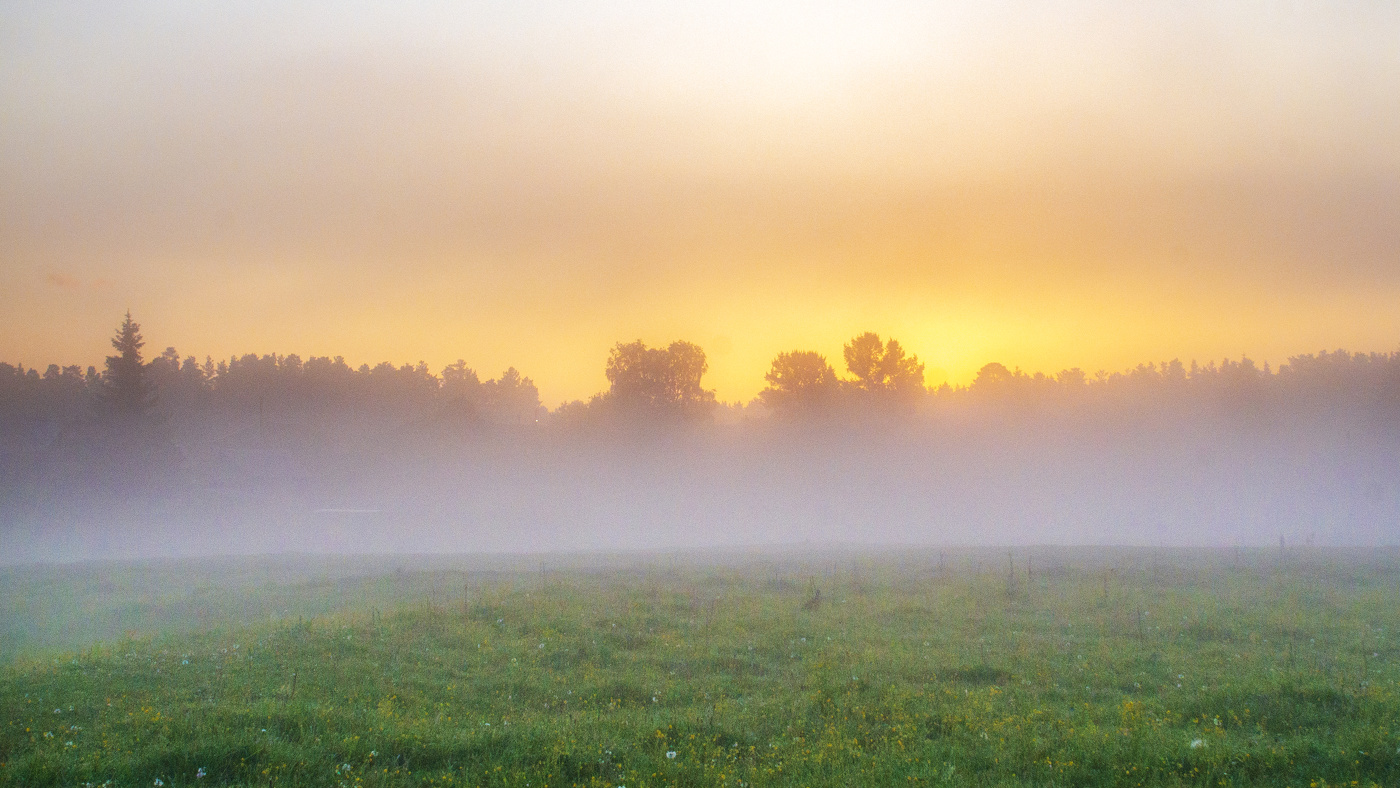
[3,313,1400,443]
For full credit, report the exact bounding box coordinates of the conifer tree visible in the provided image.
[99,311,155,415]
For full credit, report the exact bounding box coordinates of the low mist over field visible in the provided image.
[3,318,1397,562]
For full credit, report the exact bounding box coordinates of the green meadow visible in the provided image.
[1,548,1397,787]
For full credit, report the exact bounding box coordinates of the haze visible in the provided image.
[4,1,1400,403]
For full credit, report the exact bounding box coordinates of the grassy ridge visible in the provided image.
[2,551,1398,786]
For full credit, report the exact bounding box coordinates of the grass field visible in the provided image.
[1,548,1397,787]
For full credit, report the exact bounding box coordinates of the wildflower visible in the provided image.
[154,780,164,787]
[370,751,377,757]
[1190,739,1205,749]
[196,767,207,778]
[666,751,677,759]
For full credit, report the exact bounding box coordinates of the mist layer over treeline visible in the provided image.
[3,316,1398,562]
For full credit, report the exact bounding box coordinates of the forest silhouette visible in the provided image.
[2,314,1398,559]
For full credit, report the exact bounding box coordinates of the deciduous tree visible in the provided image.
[760,350,840,412]
[842,332,925,397]
[604,340,716,419]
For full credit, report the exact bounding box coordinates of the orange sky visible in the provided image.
[4,2,1399,405]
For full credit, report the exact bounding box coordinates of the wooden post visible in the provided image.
[1026,554,1032,601]
[1006,550,1016,599]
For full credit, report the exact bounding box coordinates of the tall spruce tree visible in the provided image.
[100,311,155,415]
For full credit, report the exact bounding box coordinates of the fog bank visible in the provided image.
[4,351,1397,563]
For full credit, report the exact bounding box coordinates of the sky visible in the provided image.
[3,1,1399,405]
